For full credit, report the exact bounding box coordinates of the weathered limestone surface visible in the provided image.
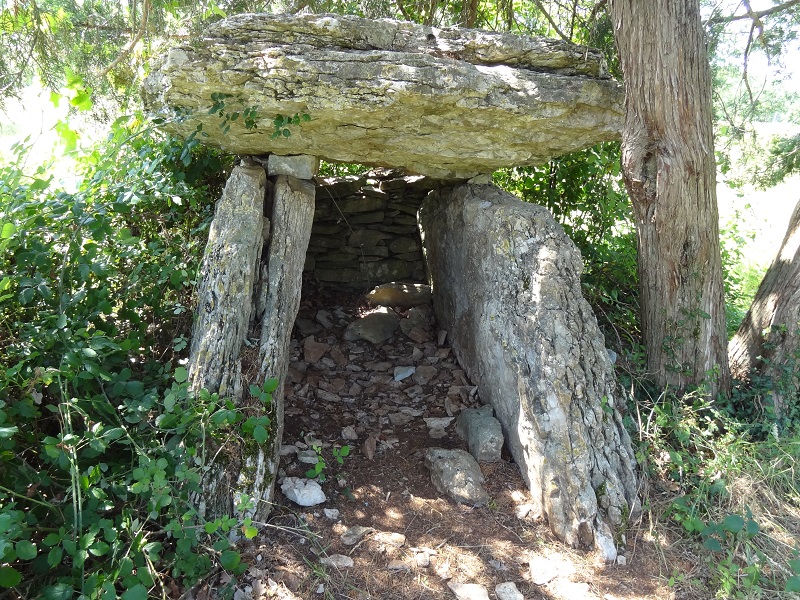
[186,165,268,519]
[187,165,266,398]
[142,13,623,179]
[419,184,639,556]
[254,174,316,519]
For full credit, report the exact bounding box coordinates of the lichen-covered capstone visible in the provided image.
[142,13,623,179]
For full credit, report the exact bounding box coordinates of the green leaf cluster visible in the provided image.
[0,116,266,598]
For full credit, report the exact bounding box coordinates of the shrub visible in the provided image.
[0,116,269,598]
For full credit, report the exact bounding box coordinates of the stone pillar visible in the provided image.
[186,157,316,522]
[187,165,268,519]
[419,183,639,560]
[253,171,316,521]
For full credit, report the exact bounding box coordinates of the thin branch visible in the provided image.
[708,0,800,24]
[531,0,572,43]
[99,0,151,78]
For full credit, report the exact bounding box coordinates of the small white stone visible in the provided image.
[297,449,319,464]
[321,554,354,568]
[615,555,627,566]
[280,477,326,507]
[341,425,358,440]
[387,559,409,571]
[423,417,454,429]
[323,508,340,521]
[446,581,490,600]
[341,525,374,545]
[315,583,325,594]
[495,582,524,600]
[394,365,416,381]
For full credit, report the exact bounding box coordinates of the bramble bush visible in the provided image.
[0,114,275,599]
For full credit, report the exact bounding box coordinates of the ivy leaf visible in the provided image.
[703,537,723,552]
[0,222,16,238]
[242,525,258,539]
[15,540,37,560]
[121,584,148,600]
[174,367,188,383]
[787,576,800,592]
[721,514,745,534]
[40,583,74,600]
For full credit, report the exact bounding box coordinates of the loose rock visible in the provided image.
[303,338,330,363]
[341,525,374,546]
[446,582,490,600]
[320,554,354,568]
[424,448,489,506]
[280,477,326,507]
[495,582,524,600]
[455,405,504,462]
[367,282,432,308]
[343,308,399,344]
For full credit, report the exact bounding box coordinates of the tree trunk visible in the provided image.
[608,0,730,396]
[186,165,268,519]
[729,199,800,414]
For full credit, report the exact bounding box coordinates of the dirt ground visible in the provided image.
[197,282,692,600]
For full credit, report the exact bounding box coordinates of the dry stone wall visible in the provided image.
[307,171,439,287]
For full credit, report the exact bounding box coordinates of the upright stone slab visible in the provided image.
[420,184,639,557]
[186,165,267,518]
[254,174,316,519]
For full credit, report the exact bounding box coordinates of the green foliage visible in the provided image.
[0,113,280,597]
[304,445,350,483]
[726,326,800,438]
[633,377,800,597]
[719,209,765,337]
[209,93,262,134]
[494,142,640,354]
[271,112,311,140]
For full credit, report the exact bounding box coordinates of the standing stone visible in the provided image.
[420,183,639,557]
[187,165,266,398]
[186,165,267,520]
[254,174,316,521]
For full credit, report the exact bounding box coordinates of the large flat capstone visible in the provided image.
[142,13,623,179]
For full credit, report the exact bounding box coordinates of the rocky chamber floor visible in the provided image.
[196,282,676,600]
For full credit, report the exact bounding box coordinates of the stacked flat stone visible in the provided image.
[307,171,439,287]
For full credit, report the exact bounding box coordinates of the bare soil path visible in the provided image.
[202,283,679,600]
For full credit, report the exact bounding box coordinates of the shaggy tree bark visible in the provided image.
[729,199,800,412]
[608,0,731,395]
